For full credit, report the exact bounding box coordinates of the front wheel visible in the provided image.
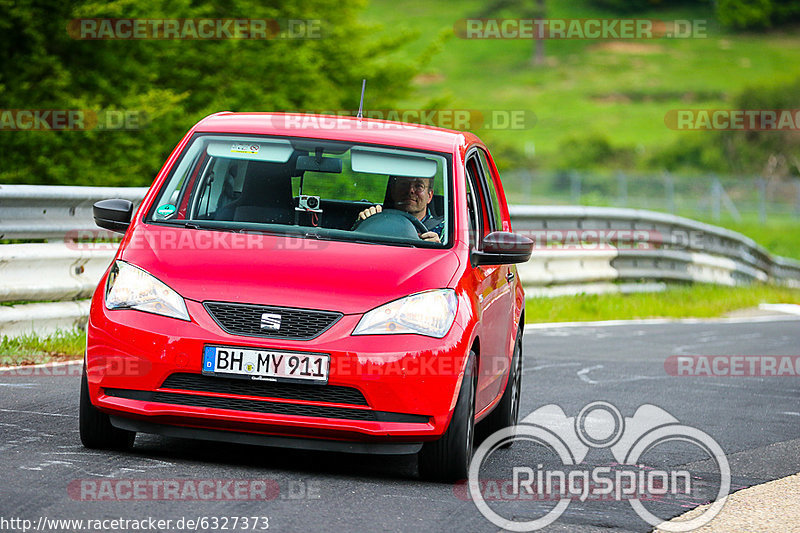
[79,367,135,450]
[418,352,477,482]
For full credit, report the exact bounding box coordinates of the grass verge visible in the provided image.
[525,283,800,323]
[0,329,85,367]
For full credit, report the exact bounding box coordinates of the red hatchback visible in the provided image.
[81,113,533,481]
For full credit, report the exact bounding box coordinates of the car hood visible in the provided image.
[118,225,461,315]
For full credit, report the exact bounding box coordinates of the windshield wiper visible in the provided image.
[178,221,236,232]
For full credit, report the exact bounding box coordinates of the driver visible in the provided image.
[356,176,443,243]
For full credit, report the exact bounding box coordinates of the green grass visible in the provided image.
[525,283,800,323]
[0,329,85,366]
[362,0,800,166]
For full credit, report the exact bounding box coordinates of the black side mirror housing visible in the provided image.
[93,199,134,234]
[472,231,534,266]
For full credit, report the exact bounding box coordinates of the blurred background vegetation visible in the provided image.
[2,0,799,255]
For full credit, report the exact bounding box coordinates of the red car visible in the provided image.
[81,112,533,481]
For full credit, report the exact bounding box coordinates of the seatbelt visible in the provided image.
[423,216,444,231]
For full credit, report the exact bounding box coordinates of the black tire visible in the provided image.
[478,326,523,447]
[79,367,135,450]
[418,352,477,482]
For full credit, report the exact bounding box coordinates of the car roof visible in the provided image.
[192,112,481,154]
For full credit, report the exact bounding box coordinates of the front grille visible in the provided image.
[161,373,368,406]
[104,388,429,424]
[204,302,342,340]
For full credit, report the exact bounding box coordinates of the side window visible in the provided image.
[467,154,492,238]
[465,156,487,248]
[476,148,503,232]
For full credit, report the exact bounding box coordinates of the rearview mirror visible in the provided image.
[93,199,134,234]
[296,155,343,173]
[472,231,534,266]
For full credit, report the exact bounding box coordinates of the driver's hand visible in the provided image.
[419,231,441,243]
[357,205,382,220]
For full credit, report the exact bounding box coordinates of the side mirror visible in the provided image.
[472,231,534,266]
[93,199,134,234]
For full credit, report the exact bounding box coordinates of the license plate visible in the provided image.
[202,345,329,384]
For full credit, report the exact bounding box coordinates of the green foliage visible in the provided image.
[0,0,427,187]
[716,0,800,29]
[649,77,800,176]
[552,133,634,170]
[587,0,700,12]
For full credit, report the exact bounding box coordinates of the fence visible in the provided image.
[502,170,800,223]
[1,184,799,335]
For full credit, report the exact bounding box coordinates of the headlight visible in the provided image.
[352,289,457,338]
[105,261,190,321]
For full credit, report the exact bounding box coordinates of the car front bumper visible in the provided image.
[86,294,474,447]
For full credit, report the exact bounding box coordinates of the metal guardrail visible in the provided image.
[1,186,799,335]
[0,184,148,240]
[509,205,800,288]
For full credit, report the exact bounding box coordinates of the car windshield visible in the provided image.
[147,134,451,247]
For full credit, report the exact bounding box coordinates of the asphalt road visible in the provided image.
[1,317,799,533]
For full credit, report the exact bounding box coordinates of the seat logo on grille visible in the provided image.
[260,313,282,330]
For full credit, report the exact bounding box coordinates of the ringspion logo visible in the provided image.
[469,402,729,531]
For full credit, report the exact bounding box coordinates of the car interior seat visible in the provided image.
[215,154,299,224]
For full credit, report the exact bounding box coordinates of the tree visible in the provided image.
[0,0,425,186]
[471,0,546,67]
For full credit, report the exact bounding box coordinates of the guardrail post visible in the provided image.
[617,172,627,207]
[711,178,721,222]
[795,178,800,217]
[664,171,675,214]
[570,171,581,204]
[523,169,533,204]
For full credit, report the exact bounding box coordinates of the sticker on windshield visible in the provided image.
[156,204,176,217]
[231,143,260,155]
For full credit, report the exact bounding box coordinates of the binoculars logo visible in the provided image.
[469,401,730,532]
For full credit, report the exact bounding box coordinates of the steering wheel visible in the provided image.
[352,208,428,239]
